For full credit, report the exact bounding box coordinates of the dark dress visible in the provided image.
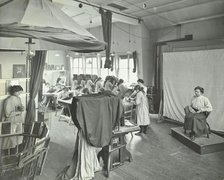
[184,95,212,137]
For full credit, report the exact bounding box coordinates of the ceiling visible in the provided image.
[53,0,224,30]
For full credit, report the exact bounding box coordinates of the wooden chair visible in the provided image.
[0,121,50,180]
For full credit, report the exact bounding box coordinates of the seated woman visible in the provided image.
[184,86,212,140]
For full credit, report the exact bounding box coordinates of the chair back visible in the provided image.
[0,122,50,179]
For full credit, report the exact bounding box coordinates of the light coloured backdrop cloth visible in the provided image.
[163,49,224,132]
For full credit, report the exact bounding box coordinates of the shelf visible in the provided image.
[0,78,30,82]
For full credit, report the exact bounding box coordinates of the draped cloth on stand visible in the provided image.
[25,51,46,124]
[71,94,123,147]
[56,94,123,180]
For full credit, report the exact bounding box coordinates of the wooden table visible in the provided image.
[42,92,60,111]
[57,98,73,125]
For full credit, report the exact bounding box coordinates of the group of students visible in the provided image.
[71,75,128,97]
[71,76,151,135]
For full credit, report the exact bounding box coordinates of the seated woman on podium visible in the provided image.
[184,86,212,140]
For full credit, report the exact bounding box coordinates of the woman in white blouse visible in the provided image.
[184,86,212,140]
[131,85,150,135]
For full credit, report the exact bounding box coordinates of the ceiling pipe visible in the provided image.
[177,14,224,25]
[73,0,142,23]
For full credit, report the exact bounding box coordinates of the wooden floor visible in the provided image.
[36,113,224,180]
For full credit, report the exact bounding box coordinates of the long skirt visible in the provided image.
[184,112,208,137]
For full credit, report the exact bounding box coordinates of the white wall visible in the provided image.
[90,18,224,87]
[150,18,224,42]
[0,52,27,79]
[0,52,28,118]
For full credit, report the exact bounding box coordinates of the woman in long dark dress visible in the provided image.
[184,86,212,140]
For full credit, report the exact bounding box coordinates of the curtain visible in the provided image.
[25,51,46,124]
[163,49,224,132]
[110,55,114,71]
[132,51,137,73]
[99,8,112,69]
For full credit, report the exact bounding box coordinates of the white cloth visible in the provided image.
[163,49,224,131]
[59,131,102,180]
[135,91,150,126]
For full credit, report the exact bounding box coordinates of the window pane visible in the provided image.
[86,58,92,69]
[119,59,128,68]
[73,58,79,67]
[86,68,92,74]
[92,68,97,75]
[79,58,83,67]
[119,69,128,82]
[92,57,97,68]
[72,68,79,75]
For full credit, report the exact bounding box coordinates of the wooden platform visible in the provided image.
[171,127,224,154]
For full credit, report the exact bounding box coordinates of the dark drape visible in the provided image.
[25,51,46,124]
[99,8,112,69]
[110,55,114,71]
[132,51,137,73]
[70,94,123,147]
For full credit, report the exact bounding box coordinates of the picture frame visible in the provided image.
[13,64,26,78]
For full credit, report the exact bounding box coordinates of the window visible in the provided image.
[71,53,137,84]
[118,55,137,84]
[86,57,97,75]
[72,57,83,75]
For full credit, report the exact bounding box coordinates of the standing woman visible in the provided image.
[132,85,150,134]
[2,85,24,149]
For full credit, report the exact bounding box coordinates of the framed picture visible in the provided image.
[0,64,2,78]
[13,64,26,78]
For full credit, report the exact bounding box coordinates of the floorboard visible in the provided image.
[35,113,224,180]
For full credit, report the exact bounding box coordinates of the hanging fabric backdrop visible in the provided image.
[163,49,224,132]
